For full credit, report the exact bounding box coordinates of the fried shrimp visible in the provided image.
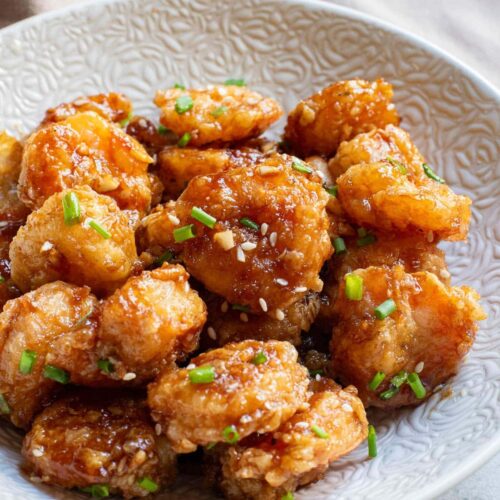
[148,340,310,453]
[284,79,399,157]
[98,264,206,382]
[0,281,102,428]
[337,161,471,240]
[210,378,368,500]
[10,186,138,295]
[171,154,332,313]
[330,266,486,408]
[19,111,153,212]
[22,392,176,498]
[154,85,283,146]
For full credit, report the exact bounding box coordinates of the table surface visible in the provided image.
[1,1,499,499]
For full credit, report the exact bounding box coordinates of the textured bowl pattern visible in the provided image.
[0,0,499,499]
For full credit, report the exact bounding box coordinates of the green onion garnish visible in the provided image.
[43,365,70,384]
[311,424,329,439]
[174,83,186,90]
[80,484,110,498]
[324,185,338,197]
[19,350,37,375]
[97,359,114,375]
[119,112,132,128]
[188,365,215,384]
[333,237,346,254]
[206,442,216,450]
[309,369,324,377]
[386,155,407,174]
[158,124,170,135]
[177,132,191,147]
[88,220,111,239]
[222,425,240,444]
[408,372,427,399]
[231,304,250,312]
[391,370,408,388]
[76,309,93,327]
[0,276,4,284]
[224,79,245,86]
[137,477,159,493]
[0,394,10,415]
[357,228,367,237]
[175,95,194,114]
[368,371,386,391]
[291,159,313,174]
[344,273,363,300]
[154,250,174,266]
[251,352,267,365]
[357,233,377,247]
[240,217,259,231]
[173,224,196,243]
[281,493,294,500]
[211,105,228,118]
[191,206,217,229]
[368,424,377,458]
[422,163,445,183]
[62,192,80,226]
[379,386,399,400]
[374,298,397,319]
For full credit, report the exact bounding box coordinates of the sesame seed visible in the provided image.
[415,361,425,373]
[276,278,288,286]
[184,281,190,292]
[207,327,217,340]
[440,269,451,279]
[275,309,285,321]
[269,232,277,247]
[138,118,148,128]
[236,246,246,262]
[460,389,467,397]
[221,301,229,313]
[186,363,196,370]
[341,403,353,412]
[168,214,180,225]
[257,166,281,176]
[123,372,136,381]
[295,286,307,292]
[32,448,44,457]
[260,223,269,236]
[240,312,249,322]
[241,241,257,251]
[40,241,54,252]
[155,424,162,435]
[427,231,434,242]
[315,374,321,381]
[240,415,252,424]
[259,298,268,312]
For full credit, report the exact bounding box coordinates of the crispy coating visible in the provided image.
[284,79,400,157]
[22,391,176,498]
[126,115,174,155]
[337,161,471,240]
[148,340,310,453]
[40,92,132,125]
[154,86,283,146]
[98,264,206,382]
[19,111,153,212]
[330,266,486,408]
[0,232,21,311]
[157,146,264,198]
[172,154,332,313]
[204,293,320,347]
[0,281,104,428]
[10,186,138,295]
[213,378,368,499]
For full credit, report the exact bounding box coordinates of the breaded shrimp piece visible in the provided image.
[284,79,399,157]
[154,85,283,146]
[0,281,104,428]
[10,186,138,295]
[0,232,21,311]
[203,292,320,347]
[98,264,207,382]
[40,92,132,125]
[19,111,153,212]
[337,161,471,240]
[157,146,264,198]
[148,340,310,453]
[172,154,332,313]
[330,266,486,408]
[22,391,176,498]
[211,378,368,500]
[328,124,425,181]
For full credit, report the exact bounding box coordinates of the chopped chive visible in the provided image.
[333,237,346,254]
[88,220,111,239]
[0,394,10,415]
[231,304,250,312]
[357,228,367,237]
[386,155,407,174]
[137,477,159,493]
[240,217,259,231]
[188,365,215,384]
[282,493,294,500]
[374,298,397,319]
[368,371,386,391]
[175,95,194,114]
[422,163,445,183]
[391,370,408,388]
[206,442,216,450]
[177,132,191,147]
[62,192,81,226]
[43,365,70,384]
[211,105,228,118]
[251,352,267,365]
[224,78,245,86]
[76,309,93,327]
[357,233,377,247]
[80,484,110,498]
[408,372,427,399]
[158,124,170,135]
[368,425,377,458]
[19,350,37,375]
[173,224,196,243]
[311,424,329,439]
[0,276,4,284]
[309,369,324,377]
[154,250,174,266]
[379,386,400,400]
[291,159,313,174]
[222,425,240,444]
[119,112,132,128]
[97,359,114,375]
[174,83,186,90]
[191,206,217,229]
[324,185,338,197]
[344,273,363,301]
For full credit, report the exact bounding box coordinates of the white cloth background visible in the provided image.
[1,0,499,498]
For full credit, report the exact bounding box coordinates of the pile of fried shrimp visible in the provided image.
[0,79,486,499]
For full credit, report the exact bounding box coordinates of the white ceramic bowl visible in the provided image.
[0,1,499,498]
